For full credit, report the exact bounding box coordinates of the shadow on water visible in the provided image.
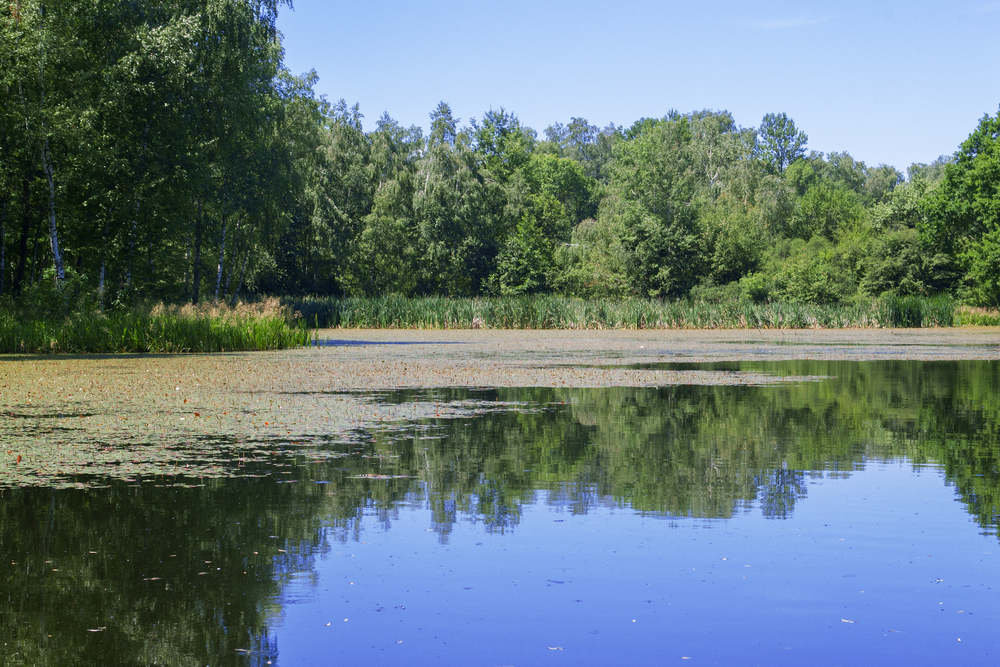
[3,360,1000,663]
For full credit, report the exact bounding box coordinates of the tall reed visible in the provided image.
[286,294,960,330]
[953,306,1000,326]
[0,298,309,354]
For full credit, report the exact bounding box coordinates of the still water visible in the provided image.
[3,360,999,665]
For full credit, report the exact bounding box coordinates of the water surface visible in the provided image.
[2,359,999,665]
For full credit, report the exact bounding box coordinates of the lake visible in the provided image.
[2,331,999,665]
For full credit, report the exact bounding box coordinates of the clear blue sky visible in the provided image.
[276,0,1000,173]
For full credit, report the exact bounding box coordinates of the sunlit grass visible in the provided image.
[1,294,968,353]
[953,306,1000,327]
[287,294,958,330]
[0,298,309,354]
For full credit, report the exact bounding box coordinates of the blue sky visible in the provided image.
[276,0,1000,173]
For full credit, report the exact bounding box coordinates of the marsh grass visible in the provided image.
[0,294,972,353]
[954,306,1000,326]
[287,294,958,330]
[0,298,309,354]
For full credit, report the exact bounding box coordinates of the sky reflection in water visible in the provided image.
[278,465,996,666]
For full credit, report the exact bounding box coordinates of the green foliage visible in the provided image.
[472,107,534,183]
[954,305,1000,326]
[687,279,742,304]
[0,6,994,315]
[13,266,96,320]
[873,294,947,327]
[868,179,933,231]
[518,153,599,227]
[907,155,953,184]
[791,182,865,240]
[603,113,714,297]
[344,208,419,296]
[922,107,1000,304]
[756,112,807,175]
[542,117,620,182]
[413,131,508,295]
[740,272,770,303]
[550,219,631,298]
[699,205,767,284]
[755,237,857,304]
[487,215,554,296]
[863,164,905,205]
[859,227,934,297]
[959,227,1000,307]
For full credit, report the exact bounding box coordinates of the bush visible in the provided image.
[688,279,742,304]
[740,272,770,303]
[15,267,97,320]
[959,227,1000,307]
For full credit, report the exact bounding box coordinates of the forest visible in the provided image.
[3,0,1000,317]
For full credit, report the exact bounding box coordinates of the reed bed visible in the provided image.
[0,295,971,354]
[287,294,958,330]
[0,298,309,354]
[953,306,1000,327]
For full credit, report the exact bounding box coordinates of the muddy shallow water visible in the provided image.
[3,328,998,486]
[2,328,997,487]
[2,329,1000,665]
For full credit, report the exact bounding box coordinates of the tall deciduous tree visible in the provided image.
[603,113,705,297]
[925,107,1000,305]
[756,112,807,175]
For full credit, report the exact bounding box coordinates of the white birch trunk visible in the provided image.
[36,4,63,286]
[42,137,64,284]
[213,215,227,304]
[223,215,240,298]
[97,215,110,309]
[192,198,203,305]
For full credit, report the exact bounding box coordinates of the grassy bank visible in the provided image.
[0,299,309,354]
[3,295,988,354]
[953,306,1000,327]
[288,294,960,330]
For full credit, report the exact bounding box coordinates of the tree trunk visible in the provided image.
[125,200,138,286]
[191,197,203,305]
[223,249,236,300]
[30,223,39,286]
[37,1,64,288]
[41,137,64,284]
[97,211,110,309]
[213,213,227,304]
[222,215,241,299]
[230,249,250,307]
[126,124,149,287]
[13,178,30,297]
[1,198,6,296]
[184,229,192,301]
[0,117,5,295]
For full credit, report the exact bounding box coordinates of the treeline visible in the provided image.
[3,1,1000,312]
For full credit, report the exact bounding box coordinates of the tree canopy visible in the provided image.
[2,3,998,309]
